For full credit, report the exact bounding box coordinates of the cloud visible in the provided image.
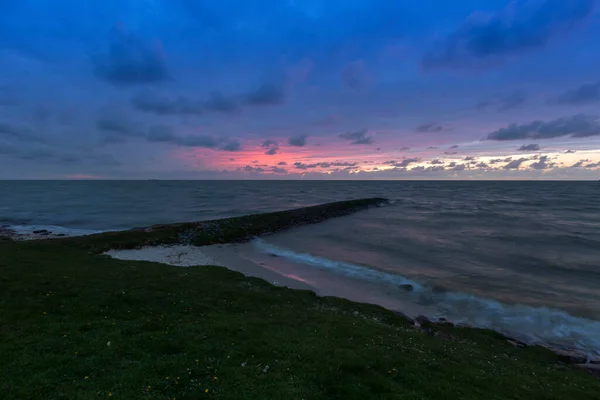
[421,0,595,70]
[571,159,589,168]
[339,128,374,145]
[294,161,358,170]
[132,84,283,116]
[565,149,576,153]
[261,139,279,155]
[450,145,459,149]
[93,24,168,85]
[517,144,541,151]
[487,114,600,141]
[277,161,287,166]
[430,159,444,165]
[388,158,420,168]
[271,166,288,174]
[0,121,45,143]
[131,93,204,115]
[416,123,444,133]
[243,83,285,106]
[530,155,554,169]
[464,156,476,160]
[341,60,367,90]
[145,125,241,151]
[503,158,529,169]
[450,163,466,171]
[556,82,600,105]
[288,135,308,147]
[204,91,240,113]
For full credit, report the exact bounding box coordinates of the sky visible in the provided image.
[1,0,600,180]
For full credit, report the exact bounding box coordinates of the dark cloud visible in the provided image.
[145,125,240,151]
[565,149,576,154]
[487,114,600,141]
[131,93,203,115]
[240,165,265,173]
[503,158,528,169]
[271,166,287,174]
[204,91,240,113]
[450,163,466,171]
[400,146,411,151]
[422,0,595,70]
[261,139,279,155]
[476,162,489,168]
[294,161,358,170]
[464,156,475,161]
[277,161,287,166]
[341,60,367,90]
[243,83,285,106]
[96,114,135,135]
[450,145,459,149]
[530,155,554,170]
[93,25,168,85]
[0,141,119,166]
[0,121,45,143]
[571,159,589,168]
[132,84,279,116]
[389,158,420,168]
[517,144,541,151]
[288,135,308,147]
[426,146,438,150]
[444,151,458,155]
[339,128,374,145]
[556,82,600,105]
[585,162,600,168]
[430,159,444,165]
[146,125,174,142]
[416,123,444,133]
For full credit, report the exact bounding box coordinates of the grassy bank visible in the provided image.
[0,199,598,399]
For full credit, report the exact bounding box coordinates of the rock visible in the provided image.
[431,285,448,294]
[574,364,600,378]
[553,349,590,365]
[399,284,414,292]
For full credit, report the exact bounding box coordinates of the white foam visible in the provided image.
[8,224,102,237]
[253,238,600,357]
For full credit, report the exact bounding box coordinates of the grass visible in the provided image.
[0,199,598,399]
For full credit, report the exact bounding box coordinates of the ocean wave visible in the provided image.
[6,224,105,237]
[253,238,600,357]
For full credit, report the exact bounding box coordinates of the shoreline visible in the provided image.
[104,242,600,364]
[2,198,599,398]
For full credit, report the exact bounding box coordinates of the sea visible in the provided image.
[2,180,600,355]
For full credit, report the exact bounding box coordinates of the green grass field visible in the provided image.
[1,199,598,399]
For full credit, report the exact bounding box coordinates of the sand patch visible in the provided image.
[104,244,313,290]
